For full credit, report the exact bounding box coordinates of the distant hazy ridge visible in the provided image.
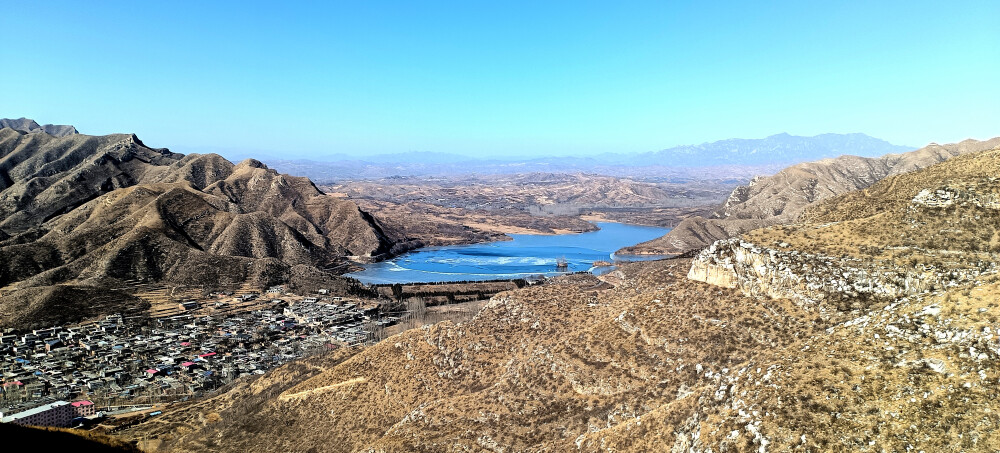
[258,132,911,181]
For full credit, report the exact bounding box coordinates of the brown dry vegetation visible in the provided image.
[324,173,729,213]
[747,146,1000,263]
[0,128,402,328]
[353,199,597,247]
[580,205,717,228]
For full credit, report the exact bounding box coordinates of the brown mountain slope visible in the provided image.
[326,172,730,213]
[204,159,401,258]
[0,129,182,232]
[745,144,1000,259]
[0,184,324,288]
[352,198,599,246]
[622,137,1000,255]
[0,127,404,328]
[0,285,149,333]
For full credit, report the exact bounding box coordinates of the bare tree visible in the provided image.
[405,297,427,329]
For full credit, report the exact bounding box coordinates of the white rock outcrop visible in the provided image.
[688,238,991,306]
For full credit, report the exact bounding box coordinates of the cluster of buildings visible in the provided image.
[0,294,397,426]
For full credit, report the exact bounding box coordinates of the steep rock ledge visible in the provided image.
[688,238,995,308]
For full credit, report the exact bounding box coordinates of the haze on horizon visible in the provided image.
[3,1,999,160]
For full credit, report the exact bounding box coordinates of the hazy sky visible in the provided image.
[3,1,998,159]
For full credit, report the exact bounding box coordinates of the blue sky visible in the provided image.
[3,1,998,159]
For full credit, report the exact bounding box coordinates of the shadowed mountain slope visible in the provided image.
[0,424,141,452]
[623,137,1000,255]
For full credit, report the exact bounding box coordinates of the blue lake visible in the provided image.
[347,222,670,284]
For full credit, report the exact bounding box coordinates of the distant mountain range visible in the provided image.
[633,132,912,166]
[258,133,914,182]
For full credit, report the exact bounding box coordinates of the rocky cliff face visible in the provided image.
[687,238,994,310]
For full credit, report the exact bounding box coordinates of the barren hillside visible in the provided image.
[326,173,732,232]
[122,263,819,452]
[325,173,731,213]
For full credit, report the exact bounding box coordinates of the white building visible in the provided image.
[0,400,72,427]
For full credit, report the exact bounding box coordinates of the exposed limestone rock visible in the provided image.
[911,183,1000,209]
[688,238,995,307]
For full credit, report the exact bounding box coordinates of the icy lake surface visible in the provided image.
[346,222,670,284]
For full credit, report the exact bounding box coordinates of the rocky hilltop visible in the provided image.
[120,141,1000,452]
[623,137,1000,255]
[0,127,408,328]
[0,117,79,137]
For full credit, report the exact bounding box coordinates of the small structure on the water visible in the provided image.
[555,257,569,272]
[592,260,613,268]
